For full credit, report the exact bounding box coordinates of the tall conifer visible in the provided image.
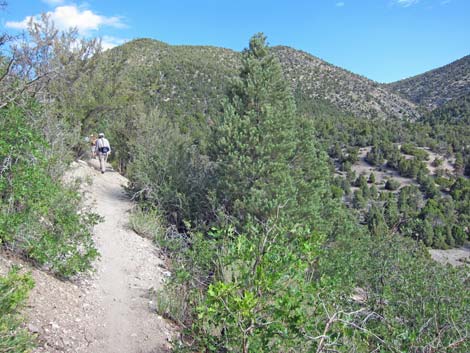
[212,33,297,223]
[212,33,331,229]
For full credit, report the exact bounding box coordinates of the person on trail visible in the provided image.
[95,132,111,174]
[90,134,97,159]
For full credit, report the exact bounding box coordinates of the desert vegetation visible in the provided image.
[0,8,469,351]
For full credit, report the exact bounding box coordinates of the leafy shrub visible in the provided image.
[0,267,35,352]
[321,233,470,352]
[401,143,429,160]
[0,106,99,277]
[126,109,215,228]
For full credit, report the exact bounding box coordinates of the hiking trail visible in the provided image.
[0,159,175,353]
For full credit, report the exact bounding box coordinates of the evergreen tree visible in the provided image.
[366,204,388,236]
[212,33,296,223]
[422,219,435,246]
[211,33,330,229]
[370,184,379,199]
[384,199,399,228]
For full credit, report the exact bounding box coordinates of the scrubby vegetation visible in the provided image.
[0,268,35,353]
[1,8,469,350]
[0,15,102,351]
[124,35,470,352]
[0,106,99,277]
[387,54,470,110]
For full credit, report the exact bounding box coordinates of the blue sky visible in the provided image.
[2,0,469,83]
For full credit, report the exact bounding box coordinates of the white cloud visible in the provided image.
[101,35,127,51]
[336,2,345,7]
[5,16,33,30]
[395,0,420,7]
[42,0,65,5]
[6,5,126,35]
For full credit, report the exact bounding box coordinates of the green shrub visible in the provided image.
[0,267,35,352]
[401,143,429,160]
[321,233,470,352]
[126,110,215,228]
[385,178,400,191]
[129,206,165,242]
[0,106,99,277]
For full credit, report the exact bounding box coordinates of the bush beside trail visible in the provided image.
[0,267,35,353]
[0,106,99,278]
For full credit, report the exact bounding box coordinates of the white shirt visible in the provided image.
[95,137,111,154]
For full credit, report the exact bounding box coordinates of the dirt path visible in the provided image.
[1,160,175,353]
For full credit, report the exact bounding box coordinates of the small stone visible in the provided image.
[27,324,41,333]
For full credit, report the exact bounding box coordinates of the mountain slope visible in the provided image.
[422,92,470,125]
[274,46,419,120]
[387,55,470,110]
[91,39,419,121]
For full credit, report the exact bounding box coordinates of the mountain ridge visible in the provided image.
[98,38,420,120]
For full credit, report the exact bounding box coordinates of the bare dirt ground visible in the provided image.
[339,146,457,192]
[0,159,175,353]
[429,245,470,267]
[352,147,416,188]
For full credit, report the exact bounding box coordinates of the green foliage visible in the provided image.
[126,109,214,227]
[0,106,99,277]
[385,178,400,191]
[321,232,470,353]
[211,33,333,233]
[198,223,325,353]
[400,143,429,160]
[211,33,298,225]
[366,204,387,236]
[86,33,470,352]
[0,268,35,352]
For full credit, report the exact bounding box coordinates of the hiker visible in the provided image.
[95,132,111,174]
[90,134,97,158]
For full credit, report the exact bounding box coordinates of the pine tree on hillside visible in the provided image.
[212,33,331,228]
[212,33,297,223]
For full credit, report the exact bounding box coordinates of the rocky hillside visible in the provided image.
[387,55,470,110]
[273,46,419,120]
[94,39,419,120]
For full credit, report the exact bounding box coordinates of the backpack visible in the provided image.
[98,138,110,153]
